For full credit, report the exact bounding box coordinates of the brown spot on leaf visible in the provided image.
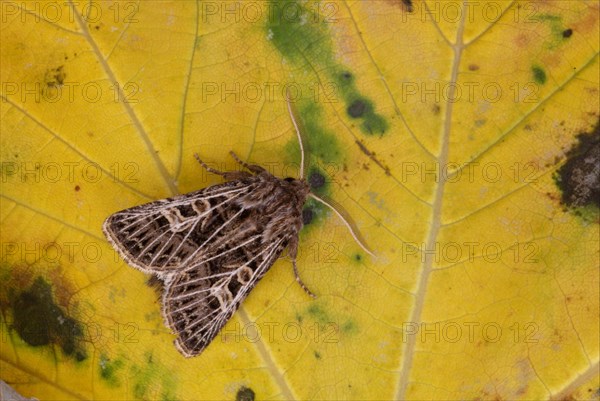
[44,65,66,88]
[355,140,391,176]
[554,120,600,209]
[235,386,255,401]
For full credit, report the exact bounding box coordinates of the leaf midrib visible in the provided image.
[395,7,468,400]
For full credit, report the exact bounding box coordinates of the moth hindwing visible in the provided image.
[103,158,311,357]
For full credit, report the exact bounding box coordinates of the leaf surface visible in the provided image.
[1,1,599,400]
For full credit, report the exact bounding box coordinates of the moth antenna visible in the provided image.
[194,153,227,176]
[308,193,376,257]
[229,151,266,174]
[286,90,306,179]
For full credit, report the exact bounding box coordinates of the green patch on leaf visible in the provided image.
[266,0,331,65]
[532,13,573,48]
[99,354,125,387]
[301,100,341,162]
[130,352,177,401]
[532,65,547,85]
[266,0,388,138]
[341,319,358,335]
[306,304,333,325]
[283,99,341,171]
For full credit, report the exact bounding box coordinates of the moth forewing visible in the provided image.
[101,180,253,277]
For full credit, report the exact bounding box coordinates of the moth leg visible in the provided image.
[288,239,316,299]
[292,259,316,299]
[229,151,266,175]
[194,153,251,180]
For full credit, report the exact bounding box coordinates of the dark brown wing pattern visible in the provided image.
[102,179,256,276]
[163,233,289,356]
[103,171,310,357]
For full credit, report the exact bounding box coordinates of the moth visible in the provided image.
[102,97,373,357]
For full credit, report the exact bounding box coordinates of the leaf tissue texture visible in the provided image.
[0,1,598,400]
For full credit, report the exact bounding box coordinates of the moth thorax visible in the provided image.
[281,177,310,202]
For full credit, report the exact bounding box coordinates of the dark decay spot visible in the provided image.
[555,120,600,209]
[302,207,314,225]
[74,185,80,191]
[354,254,362,262]
[347,99,367,118]
[10,276,86,361]
[236,386,255,401]
[355,139,391,175]
[308,171,326,189]
[314,351,321,359]
[340,71,353,83]
[468,64,480,71]
[44,65,66,88]
[346,98,387,135]
[402,0,414,12]
[562,28,573,38]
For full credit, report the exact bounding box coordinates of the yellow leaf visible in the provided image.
[1,1,598,400]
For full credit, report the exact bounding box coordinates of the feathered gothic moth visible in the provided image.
[102,97,373,357]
